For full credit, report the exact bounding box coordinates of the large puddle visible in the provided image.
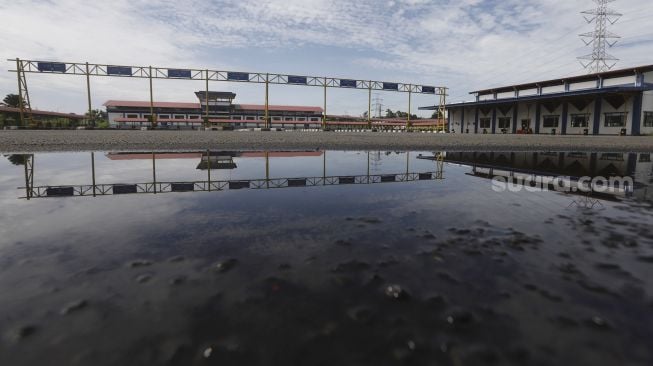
[1,150,652,366]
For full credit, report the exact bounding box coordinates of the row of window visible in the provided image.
[473,112,653,129]
[122,114,321,122]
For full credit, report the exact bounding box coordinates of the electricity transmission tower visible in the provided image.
[372,93,384,118]
[578,0,622,73]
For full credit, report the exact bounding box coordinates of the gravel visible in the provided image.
[1,130,652,153]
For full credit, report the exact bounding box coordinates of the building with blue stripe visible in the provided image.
[420,65,653,136]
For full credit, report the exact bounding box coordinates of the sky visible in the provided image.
[0,0,651,117]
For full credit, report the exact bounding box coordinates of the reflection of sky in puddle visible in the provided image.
[0,151,652,366]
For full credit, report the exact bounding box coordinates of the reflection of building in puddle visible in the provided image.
[434,152,653,202]
[18,151,444,199]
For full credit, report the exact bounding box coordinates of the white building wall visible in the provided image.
[570,80,597,91]
[599,96,634,135]
[603,75,636,87]
[644,72,653,83]
[464,107,476,133]
[641,91,653,135]
[539,103,564,134]
[519,88,538,97]
[566,100,595,135]
[495,106,514,133]
[542,85,565,94]
[497,91,514,99]
[516,102,537,132]
[479,94,494,101]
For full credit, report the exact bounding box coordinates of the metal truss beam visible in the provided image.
[20,171,444,199]
[9,58,447,96]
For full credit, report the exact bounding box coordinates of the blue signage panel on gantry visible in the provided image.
[227,72,249,81]
[339,79,357,88]
[287,75,307,85]
[37,62,66,73]
[421,86,436,94]
[383,82,399,91]
[107,66,132,76]
[168,69,192,78]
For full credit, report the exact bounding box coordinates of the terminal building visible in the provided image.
[105,91,323,129]
[421,65,653,135]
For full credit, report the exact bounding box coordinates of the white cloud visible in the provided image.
[0,0,650,113]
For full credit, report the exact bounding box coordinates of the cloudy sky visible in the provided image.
[1,0,651,116]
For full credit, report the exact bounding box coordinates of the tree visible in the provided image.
[431,110,444,119]
[385,109,396,118]
[5,154,29,165]
[3,94,21,108]
[85,109,108,128]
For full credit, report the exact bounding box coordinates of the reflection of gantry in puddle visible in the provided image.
[568,194,605,210]
[19,151,446,199]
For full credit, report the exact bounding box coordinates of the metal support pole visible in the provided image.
[23,154,33,200]
[16,58,25,128]
[152,152,157,194]
[265,151,270,189]
[264,74,270,129]
[323,77,327,130]
[406,152,410,175]
[91,152,96,197]
[85,62,93,127]
[149,66,156,129]
[367,151,370,183]
[207,149,211,192]
[205,69,210,129]
[407,87,412,131]
[368,82,372,129]
[323,151,326,185]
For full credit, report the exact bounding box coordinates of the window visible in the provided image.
[644,112,653,127]
[126,114,138,118]
[285,117,294,121]
[143,114,152,121]
[188,115,200,119]
[174,115,185,119]
[232,116,242,120]
[158,114,170,119]
[498,117,511,129]
[297,117,306,121]
[479,118,491,128]
[272,117,281,121]
[246,116,255,121]
[604,112,626,127]
[542,115,559,128]
[639,154,651,162]
[600,153,624,161]
[310,117,320,122]
[570,114,590,128]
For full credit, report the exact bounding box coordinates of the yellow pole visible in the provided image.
[367,82,372,129]
[149,66,156,129]
[406,151,410,175]
[16,58,25,128]
[323,77,327,130]
[264,74,269,129]
[205,69,210,129]
[86,62,93,127]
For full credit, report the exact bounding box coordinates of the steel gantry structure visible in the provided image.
[9,58,448,130]
[18,151,446,199]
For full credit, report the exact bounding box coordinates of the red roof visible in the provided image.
[0,106,85,119]
[103,100,201,109]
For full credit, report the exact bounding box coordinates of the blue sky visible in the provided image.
[1,0,651,116]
